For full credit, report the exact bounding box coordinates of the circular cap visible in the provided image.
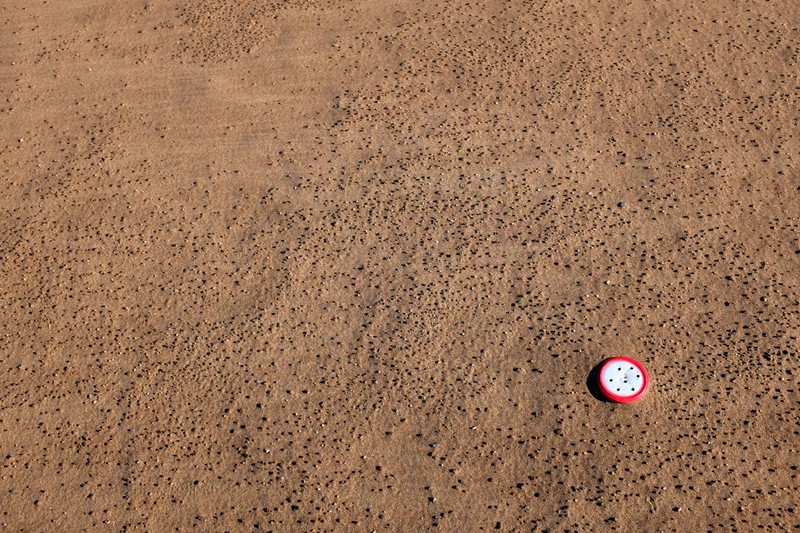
[598,356,649,403]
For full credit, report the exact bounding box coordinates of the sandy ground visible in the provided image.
[1,0,799,531]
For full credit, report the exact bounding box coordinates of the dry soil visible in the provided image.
[1,0,799,531]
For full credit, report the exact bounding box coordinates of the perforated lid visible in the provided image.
[598,356,649,403]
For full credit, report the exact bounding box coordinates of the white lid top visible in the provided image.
[600,359,646,398]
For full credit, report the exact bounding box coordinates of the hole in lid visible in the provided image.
[629,366,634,370]
[636,374,640,378]
[631,388,635,391]
[609,379,613,382]
[616,388,620,392]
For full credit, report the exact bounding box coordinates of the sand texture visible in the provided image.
[1,0,799,531]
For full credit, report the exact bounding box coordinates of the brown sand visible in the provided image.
[1,0,799,531]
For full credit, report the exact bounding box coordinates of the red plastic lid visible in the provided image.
[598,356,649,403]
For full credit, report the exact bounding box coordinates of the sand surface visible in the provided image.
[1,0,799,531]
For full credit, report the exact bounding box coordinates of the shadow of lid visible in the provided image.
[586,361,613,403]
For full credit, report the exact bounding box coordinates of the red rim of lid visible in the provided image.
[597,356,649,403]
